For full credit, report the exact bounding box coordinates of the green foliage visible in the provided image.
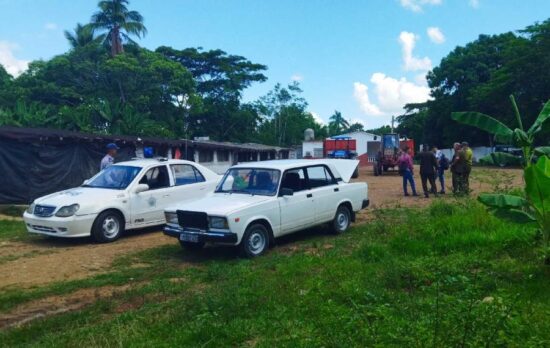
[478,152,522,167]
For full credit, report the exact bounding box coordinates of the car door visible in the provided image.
[130,165,172,226]
[306,165,339,223]
[168,164,211,206]
[278,168,314,234]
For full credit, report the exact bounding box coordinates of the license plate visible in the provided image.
[179,233,199,243]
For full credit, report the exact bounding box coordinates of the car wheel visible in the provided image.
[92,210,124,243]
[331,205,351,234]
[240,224,269,258]
[179,241,205,250]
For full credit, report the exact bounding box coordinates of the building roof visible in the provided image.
[0,126,288,152]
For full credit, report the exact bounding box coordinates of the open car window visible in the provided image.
[217,168,280,196]
[139,165,170,190]
[170,164,206,186]
[280,168,307,192]
[306,165,335,189]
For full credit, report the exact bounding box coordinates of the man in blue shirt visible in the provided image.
[100,143,119,171]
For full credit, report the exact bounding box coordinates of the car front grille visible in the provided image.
[31,225,56,233]
[177,211,208,231]
[34,205,56,217]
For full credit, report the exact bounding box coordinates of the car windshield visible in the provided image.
[83,165,142,190]
[216,168,280,196]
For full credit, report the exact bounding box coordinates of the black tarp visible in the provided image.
[0,139,135,204]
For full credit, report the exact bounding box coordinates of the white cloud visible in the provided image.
[427,27,445,44]
[290,74,303,82]
[353,82,382,116]
[0,41,29,77]
[399,31,432,71]
[469,0,480,8]
[400,0,442,13]
[353,74,431,116]
[310,111,325,125]
[44,22,58,30]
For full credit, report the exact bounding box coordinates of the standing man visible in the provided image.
[418,144,438,198]
[398,147,418,197]
[435,147,449,194]
[450,142,467,195]
[462,141,473,194]
[101,143,119,171]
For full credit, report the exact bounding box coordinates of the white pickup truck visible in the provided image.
[164,159,369,257]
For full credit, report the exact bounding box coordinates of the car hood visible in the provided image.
[34,187,125,207]
[166,193,271,216]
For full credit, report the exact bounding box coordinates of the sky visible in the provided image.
[1,0,549,129]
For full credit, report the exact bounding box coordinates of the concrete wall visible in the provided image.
[302,141,324,158]
[438,146,493,163]
[339,131,379,156]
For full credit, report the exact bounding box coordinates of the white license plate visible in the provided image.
[179,233,199,243]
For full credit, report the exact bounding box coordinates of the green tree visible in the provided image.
[346,122,365,133]
[328,110,349,135]
[90,0,147,56]
[64,23,105,49]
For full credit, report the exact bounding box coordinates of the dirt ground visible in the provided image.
[0,165,524,291]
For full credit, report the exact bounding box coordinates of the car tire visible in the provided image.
[331,205,351,234]
[91,210,124,243]
[240,223,270,258]
[179,241,205,250]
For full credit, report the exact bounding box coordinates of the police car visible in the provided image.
[23,159,220,242]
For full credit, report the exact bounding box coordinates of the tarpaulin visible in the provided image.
[0,140,134,204]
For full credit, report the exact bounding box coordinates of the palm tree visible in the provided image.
[90,0,147,56]
[328,110,350,135]
[64,23,105,49]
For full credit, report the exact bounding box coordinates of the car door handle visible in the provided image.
[334,188,339,192]
[307,193,313,198]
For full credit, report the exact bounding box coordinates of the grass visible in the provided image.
[0,199,549,347]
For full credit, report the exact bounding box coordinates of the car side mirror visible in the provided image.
[280,188,294,197]
[134,183,149,194]
[82,179,89,185]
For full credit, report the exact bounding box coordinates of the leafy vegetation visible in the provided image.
[0,200,548,346]
[452,97,550,263]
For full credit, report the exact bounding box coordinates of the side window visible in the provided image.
[280,168,307,192]
[170,164,205,186]
[139,166,170,190]
[306,166,334,189]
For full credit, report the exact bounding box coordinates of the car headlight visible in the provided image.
[164,211,178,224]
[55,204,80,217]
[26,203,36,214]
[209,216,229,230]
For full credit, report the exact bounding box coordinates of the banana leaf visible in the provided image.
[524,156,550,216]
[534,147,550,157]
[451,112,514,142]
[527,99,550,136]
[478,193,528,209]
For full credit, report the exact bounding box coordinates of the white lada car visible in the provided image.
[23,159,220,242]
[163,159,369,257]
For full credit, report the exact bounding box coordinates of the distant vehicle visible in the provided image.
[373,134,414,176]
[324,136,357,159]
[23,159,220,242]
[163,159,369,257]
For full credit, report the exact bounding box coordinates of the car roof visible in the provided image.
[114,158,197,168]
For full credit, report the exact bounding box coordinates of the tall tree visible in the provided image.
[64,23,104,49]
[328,110,349,135]
[90,0,147,56]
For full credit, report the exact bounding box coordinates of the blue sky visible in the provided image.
[1,0,549,128]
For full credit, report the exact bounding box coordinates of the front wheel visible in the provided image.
[91,210,124,243]
[240,224,270,258]
[331,205,351,234]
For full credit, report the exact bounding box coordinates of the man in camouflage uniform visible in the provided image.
[462,141,473,194]
[450,142,468,195]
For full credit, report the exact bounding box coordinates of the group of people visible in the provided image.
[397,142,473,198]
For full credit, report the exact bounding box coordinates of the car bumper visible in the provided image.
[163,224,238,244]
[362,199,370,209]
[23,212,97,238]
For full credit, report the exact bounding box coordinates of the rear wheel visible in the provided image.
[331,205,351,234]
[91,210,124,243]
[240,224,269,258]
[179,241,205,250]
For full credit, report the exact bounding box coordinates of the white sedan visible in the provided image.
[163,159,369,257]
[23,159,220,242]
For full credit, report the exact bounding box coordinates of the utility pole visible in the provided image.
[390,115,395,133]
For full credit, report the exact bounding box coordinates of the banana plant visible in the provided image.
[452,96,550,264]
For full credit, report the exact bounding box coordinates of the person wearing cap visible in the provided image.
[101,143,119,171]
[462,141,473,193]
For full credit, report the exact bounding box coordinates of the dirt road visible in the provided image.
[0,165,523,290]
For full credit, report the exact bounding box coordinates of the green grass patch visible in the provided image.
[0,220,30,241]
[1,200,549,347]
